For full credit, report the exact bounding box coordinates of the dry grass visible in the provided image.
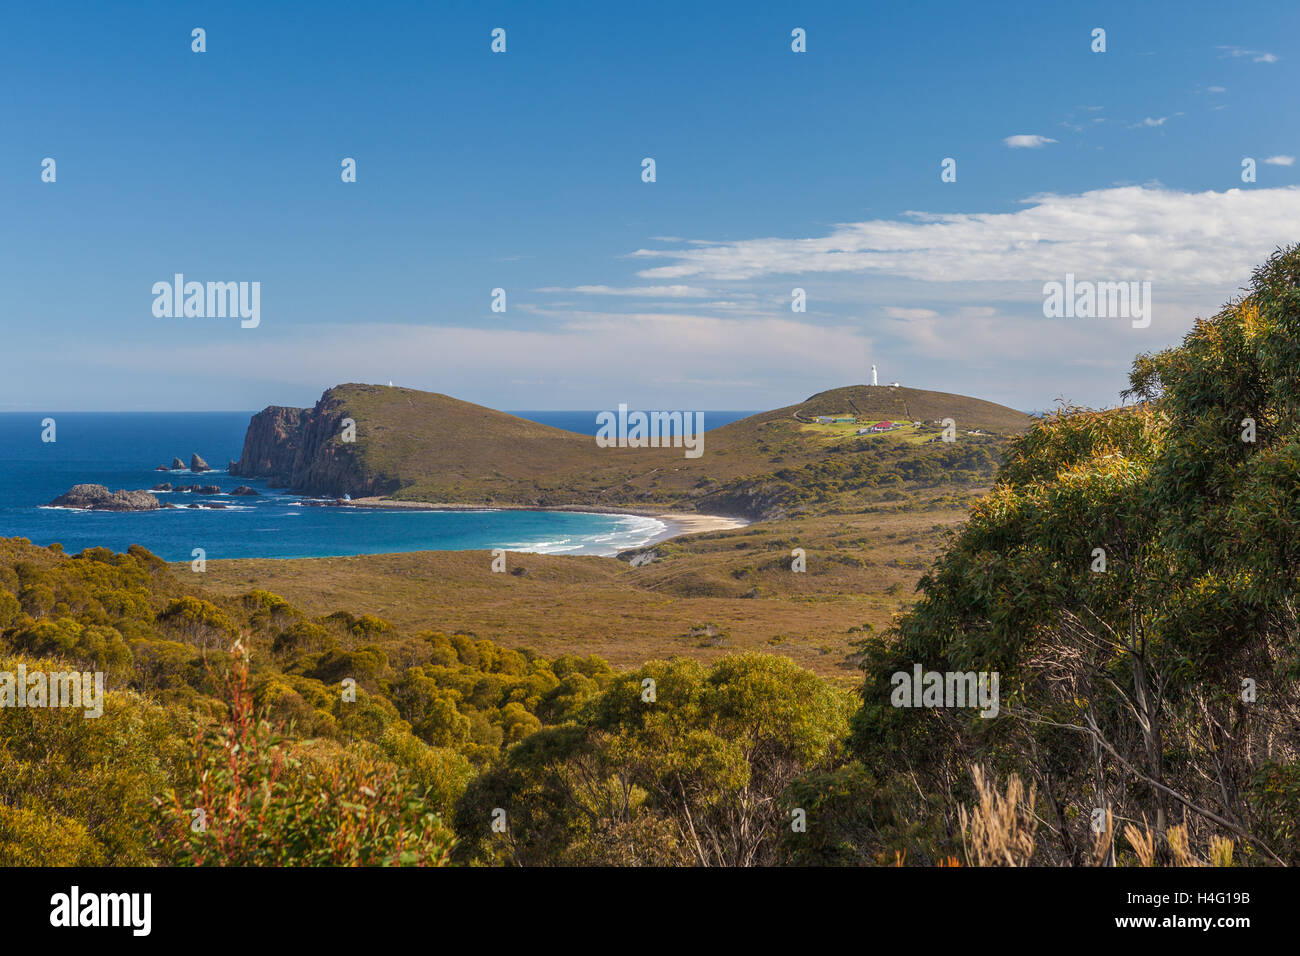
[189,503,973,682]
[959,765,1038,867]
[1122,821,1236,867]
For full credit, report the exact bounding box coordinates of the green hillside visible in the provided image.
[243,382,1033,517]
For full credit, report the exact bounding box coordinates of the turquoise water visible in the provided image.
[0,410,755,561]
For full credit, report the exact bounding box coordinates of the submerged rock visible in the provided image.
[50,484,161,512]
[151,483,173,492]
[229,486,260,496]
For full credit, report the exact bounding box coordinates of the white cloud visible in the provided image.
[1138,116,1168,127]
[82,316,875,406]
[1264,155,1296,166]
[536,284,713,298]
[1004,134,1058,148]
[883,307,939,320]
[631,185,1300,285]
[1218,46,1279,63]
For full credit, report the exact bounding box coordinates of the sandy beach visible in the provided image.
[644,512,749,544]
[346,497,749,547]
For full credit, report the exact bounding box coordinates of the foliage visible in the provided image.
[453,654,854,866]
[152,644,453,866]
[848,244,1300,866]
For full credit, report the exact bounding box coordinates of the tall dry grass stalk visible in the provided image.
[1124,821,1157,867]
[1123,820,1236,867]
[958,765,1038,866]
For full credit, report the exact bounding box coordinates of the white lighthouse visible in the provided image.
[871,365,878,387]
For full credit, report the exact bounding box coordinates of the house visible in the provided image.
[814,416,834,424]
[868,421,896,432]
[833,417,855,423]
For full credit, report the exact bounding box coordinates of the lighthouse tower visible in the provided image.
[871,365,878,387]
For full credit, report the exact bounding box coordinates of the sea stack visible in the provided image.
[171,457,186,469]
[50,484,161,512]
[191,454,211,473]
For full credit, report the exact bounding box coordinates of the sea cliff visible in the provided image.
[229,393,399,498]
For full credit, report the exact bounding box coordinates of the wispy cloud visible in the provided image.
[883,307,939,320]
[1004,134,1057,148]
[80,316,876,406]
[536,284,713,298]
[1264,155,1296,167]
[631,185,1300,285]
[1129,113,1184,129]
[1218,46,1279,63]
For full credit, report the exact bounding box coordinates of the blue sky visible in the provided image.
[3,0,1298,412]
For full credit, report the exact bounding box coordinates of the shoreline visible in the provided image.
[641,512,750,547]
[346,497,751,550]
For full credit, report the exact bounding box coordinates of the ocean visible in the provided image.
[0,410,756,561]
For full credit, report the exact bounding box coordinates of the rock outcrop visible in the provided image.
[229,406,305,480]
[171,457,186,470]
[151,482,173,491]
[230,395,398,498]
[695,478,800,522]
[229,486,260,496]
[50,484,161,512]
[190,454,211,473]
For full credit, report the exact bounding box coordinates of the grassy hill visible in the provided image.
[722,384,1033,435]
[238,382,1033,518]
